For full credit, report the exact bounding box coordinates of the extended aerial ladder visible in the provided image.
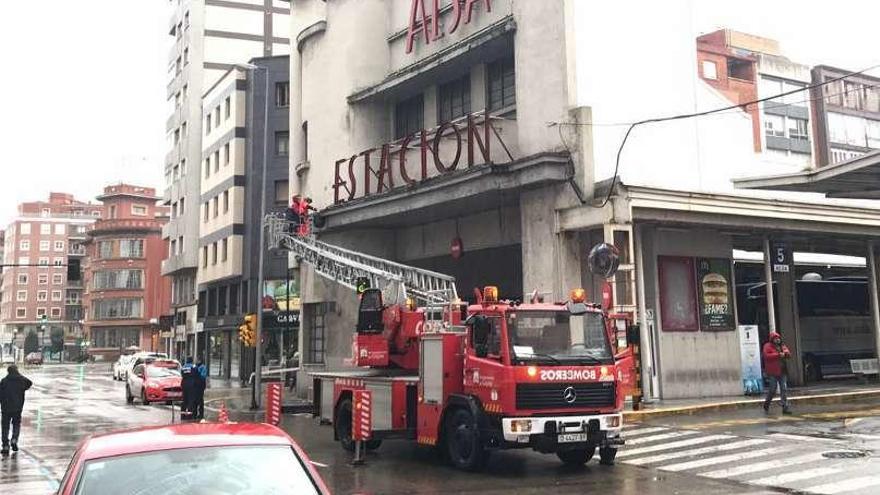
[265,214,458,307]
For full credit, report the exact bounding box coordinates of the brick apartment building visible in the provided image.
[83,184,171,360]
[0,193,103,354]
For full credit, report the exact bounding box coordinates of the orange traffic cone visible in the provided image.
[218,402,229,423]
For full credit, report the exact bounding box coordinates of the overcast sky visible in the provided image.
[0,1,877,221]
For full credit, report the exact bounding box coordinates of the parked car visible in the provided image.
[126,359,182,405]
[118,351,167,382]
[56,422,330,494]
[25,352,43,365]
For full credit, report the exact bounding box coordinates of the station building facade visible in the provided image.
[288,0,880,400]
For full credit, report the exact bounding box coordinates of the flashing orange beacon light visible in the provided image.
[483,286,499,303]
[570,288,587,303]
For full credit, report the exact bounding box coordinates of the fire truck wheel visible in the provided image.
[598,446,617,465]
[444,408,488,471]
[556,446,595,465]
[366,439,382,450]
[334,398,356,452]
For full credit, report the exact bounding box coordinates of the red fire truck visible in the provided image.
[268,216,628,470]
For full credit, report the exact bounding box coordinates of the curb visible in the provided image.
[623,388,880,421]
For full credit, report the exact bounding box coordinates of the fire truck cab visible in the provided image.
[312,286,624,470]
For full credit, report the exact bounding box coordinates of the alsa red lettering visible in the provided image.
[406,0,491,54]
[539,369,597,381]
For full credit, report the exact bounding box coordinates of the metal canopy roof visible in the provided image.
[733,150,880,199]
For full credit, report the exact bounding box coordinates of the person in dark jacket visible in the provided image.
[0,365,33,455]
[762,331,792,414]
[180,357,197,421]
[193,359,207,420]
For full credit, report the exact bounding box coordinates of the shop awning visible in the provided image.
[733,150,880,199]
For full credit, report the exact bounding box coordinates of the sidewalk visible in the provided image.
[624,380,880,421]
[203,380,312,414]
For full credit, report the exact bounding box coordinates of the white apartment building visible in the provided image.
[163,0,289,356]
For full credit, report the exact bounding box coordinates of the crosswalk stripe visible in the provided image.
[624,431,700,446]
[623,426,669,438]
[767,433,838,444]
[618,434,733,458]
[622,427,669,437]
[701,452,826,478]
[750,467,842,486]
[659,446,789,472]
[804,475,880,494]
[626,438,771,466]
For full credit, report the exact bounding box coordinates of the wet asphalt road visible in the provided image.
[4,364,880,494]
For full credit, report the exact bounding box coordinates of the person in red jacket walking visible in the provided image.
[762,331,792,414]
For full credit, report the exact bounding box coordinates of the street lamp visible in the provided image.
[236,62,270,409]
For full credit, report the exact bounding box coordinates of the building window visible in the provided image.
[487,57,516,111]
[17,274,28,285]
[109,206,117,219]
[224,143,230,165]
[20,240,29,250]
[132,205,148,216]
[38,257,49,267]
[40,223,51,235]
[170,239,177,257]
[789,118,809,141]
[764,114,785,138]
[53,258,64,267]
[18,256,30,266]
[36,307,47,318]
[37,290,48,302]
[52,274,63,285]
[213,197,219,218]
[100,241,115,259]
[178,236,184,254]
[274,180,289,205]
[394,94,424,139]
[205,114,212,134]
[51,307,61,318]
[204,202,210,222]
[225,96,231,119]
[205,158,211,178]
[92,298,143,319]
[179,197,185,215]
[727,57,753,81]
[214,150,220,172]
[307,303,327,364]
[16,290,26,302]
[222,238,228,261]
[211,242,218,265]
[93,270,144,290]
[701,60,718,80]
[38,274,48,285]
[215,106,221,127]
[54,241,64,252]
[39,240,50,251]
[15,308,26,319]
[51,290,62,301]
[276,81,290,107]
[223,190,229,213]
[275,131,289,156]
[120,239,144,258]
[203,246,209,268]
[658,256,699,331]
[438,75,471,122]
[20,223,31,235]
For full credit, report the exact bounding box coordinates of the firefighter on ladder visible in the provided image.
[287,195,317,237]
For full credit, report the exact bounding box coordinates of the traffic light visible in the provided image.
[238,313,257,347]
[39,314,48,331]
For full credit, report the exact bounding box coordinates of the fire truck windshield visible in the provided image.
[507,311,613,365]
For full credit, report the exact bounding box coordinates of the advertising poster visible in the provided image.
[262,279,301,330]
[738,324,764,395]
[696,257,735,331]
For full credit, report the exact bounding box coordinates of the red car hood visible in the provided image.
[148,376,181,388]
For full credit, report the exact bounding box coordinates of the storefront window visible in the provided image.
[658,256,699,331]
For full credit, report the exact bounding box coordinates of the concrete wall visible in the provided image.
[640,226,741,399]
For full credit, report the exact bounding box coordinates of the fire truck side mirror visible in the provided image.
[588,243,620,279]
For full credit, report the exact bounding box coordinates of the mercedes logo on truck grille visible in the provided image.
[563,386,577,404]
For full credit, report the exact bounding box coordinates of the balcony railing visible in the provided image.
[68,246,86,256]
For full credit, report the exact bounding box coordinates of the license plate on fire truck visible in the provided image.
[558,433,589,443]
